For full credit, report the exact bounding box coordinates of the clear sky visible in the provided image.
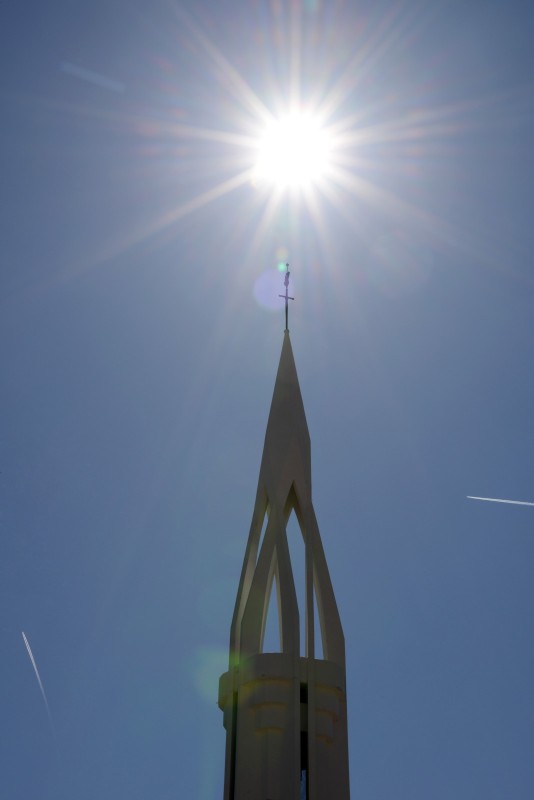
[2,1,534,798]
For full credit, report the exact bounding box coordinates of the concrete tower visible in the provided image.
[219,317,350,800]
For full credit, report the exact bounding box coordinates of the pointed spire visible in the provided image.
[228,330,344,665]
[261,332,311,497]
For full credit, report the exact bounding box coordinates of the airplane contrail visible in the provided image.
[21,631,55,734]
[467,496,534,507]
[60,62,125,93]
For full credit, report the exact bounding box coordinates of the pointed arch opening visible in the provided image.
[286,508,306,657]
[255,503,270,565]
[313,585,325,660]
[260,570,282,653]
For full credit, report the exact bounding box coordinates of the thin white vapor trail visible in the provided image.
[60,61,125,93]
[21,631,53,726]
[467,495,534,507]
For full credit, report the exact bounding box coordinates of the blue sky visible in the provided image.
[2,1,534,798]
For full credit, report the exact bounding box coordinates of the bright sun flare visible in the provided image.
[254,112,332,189]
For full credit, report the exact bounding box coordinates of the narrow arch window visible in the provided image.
[255,502,270,564]
[313,585,325,660]
[286,509,306,655]
[261,572,281,653]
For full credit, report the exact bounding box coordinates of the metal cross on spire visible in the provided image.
[278,263,294,332]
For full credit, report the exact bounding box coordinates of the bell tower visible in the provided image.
[218,282,350,800]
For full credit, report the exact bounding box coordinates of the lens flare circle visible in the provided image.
[254,269,285,311]
[254,112,331,189]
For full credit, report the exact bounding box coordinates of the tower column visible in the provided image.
[219,332,350,800]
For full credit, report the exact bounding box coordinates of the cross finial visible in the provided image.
[278,263,295,332]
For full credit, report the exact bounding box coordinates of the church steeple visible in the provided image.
[219,325,350,800]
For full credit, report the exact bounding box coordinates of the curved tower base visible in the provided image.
[219,654,349,800]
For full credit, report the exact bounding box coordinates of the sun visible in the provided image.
[253,112,332,190]
[126,8,467,267]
